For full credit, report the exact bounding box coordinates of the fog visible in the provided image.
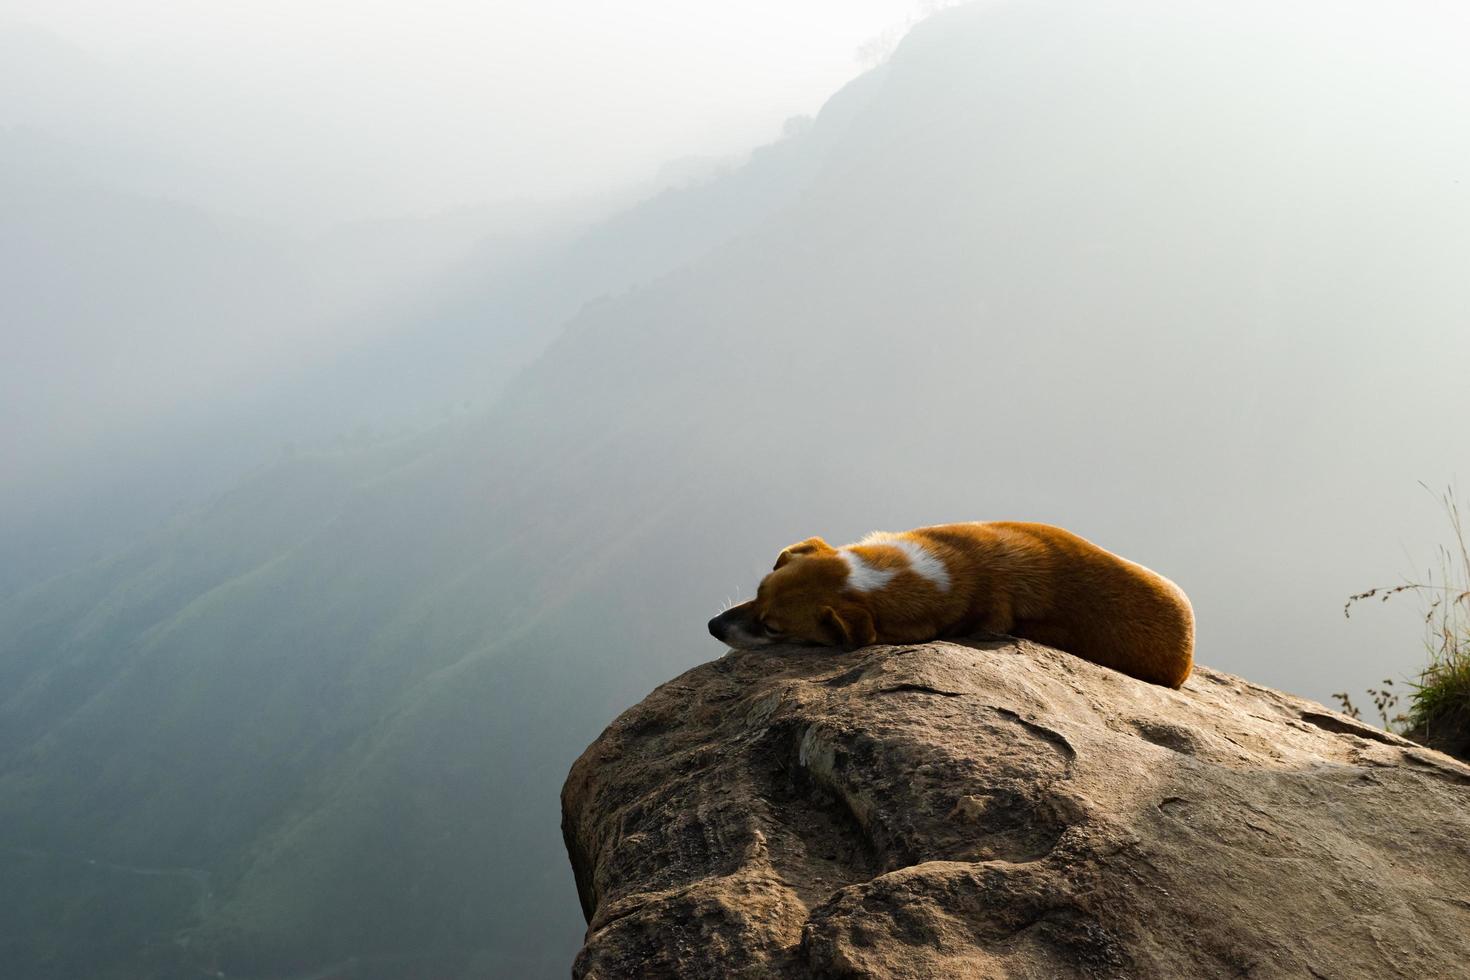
[2,0,919,226]
[2,1,1469,977]
[0,0,920,588]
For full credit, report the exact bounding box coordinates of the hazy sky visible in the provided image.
[2,0,924,226]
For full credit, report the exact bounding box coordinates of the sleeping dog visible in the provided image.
[708,521,1194,688]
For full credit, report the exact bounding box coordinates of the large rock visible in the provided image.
[562,639,1470,978]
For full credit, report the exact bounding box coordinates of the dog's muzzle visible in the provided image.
[708,602,759,646]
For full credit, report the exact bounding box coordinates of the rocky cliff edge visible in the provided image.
[562,639,1470,978]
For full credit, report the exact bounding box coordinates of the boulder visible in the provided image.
[562,639,1470,978]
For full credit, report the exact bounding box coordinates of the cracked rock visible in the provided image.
[561,639,1470,978]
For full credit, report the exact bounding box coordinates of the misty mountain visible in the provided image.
[0,25,622,592]
[0,117,605,596]
[1,131,322,592]
[3,2,1469,977]
[267,66,881,447]
[0,68,865,597]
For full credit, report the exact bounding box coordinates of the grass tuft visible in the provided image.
[1344,485,1470,757]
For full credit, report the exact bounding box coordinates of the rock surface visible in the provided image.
[562,639,1470,978]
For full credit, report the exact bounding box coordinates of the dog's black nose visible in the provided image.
[707,615,724,640]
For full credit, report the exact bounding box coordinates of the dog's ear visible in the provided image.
[820,605,877,649]
[774,536,831,570]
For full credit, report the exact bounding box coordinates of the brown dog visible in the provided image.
[708,522,1194,688]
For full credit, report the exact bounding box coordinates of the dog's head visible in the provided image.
[708,536,877,649]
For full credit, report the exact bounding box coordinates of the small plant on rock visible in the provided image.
[1345,485,1470,758]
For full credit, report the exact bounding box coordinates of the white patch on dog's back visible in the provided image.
[837,548,897,593]
[858,532,952,592]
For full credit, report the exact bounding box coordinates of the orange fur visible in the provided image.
[708,522,1195,689]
